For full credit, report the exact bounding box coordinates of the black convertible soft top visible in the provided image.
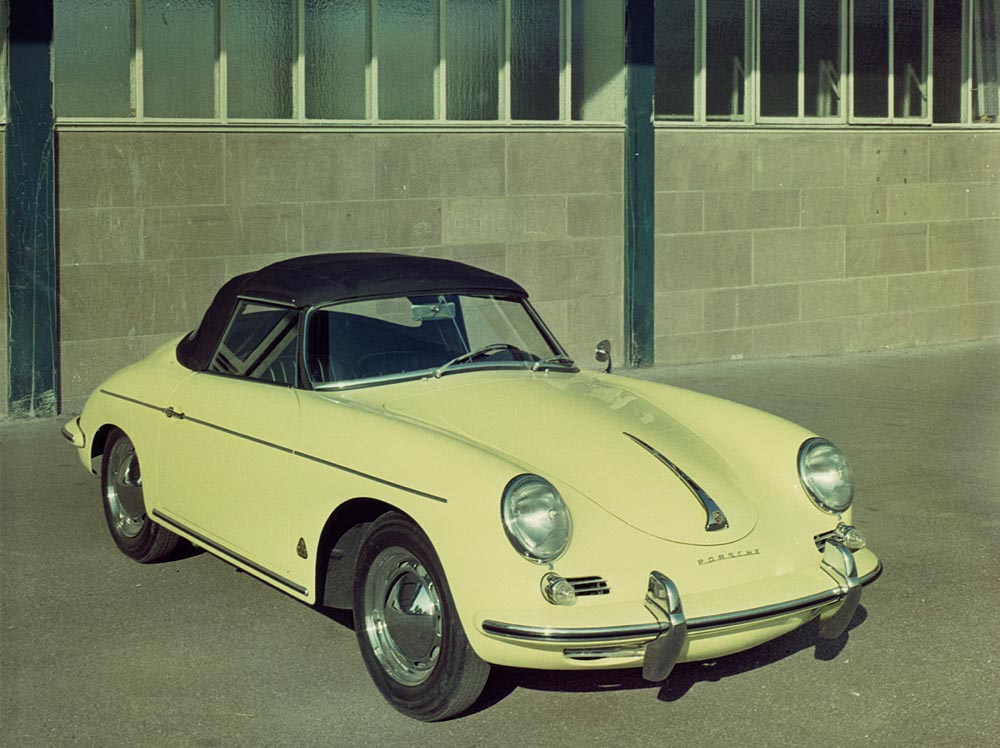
[176,252,527,371]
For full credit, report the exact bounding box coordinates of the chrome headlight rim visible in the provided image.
[797,437,855,514]
[501,474,572,564]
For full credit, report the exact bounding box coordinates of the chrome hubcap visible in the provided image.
[105,438,145,538]
[363,547,443,686]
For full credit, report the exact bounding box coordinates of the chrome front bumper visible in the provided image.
[480,540,882,682]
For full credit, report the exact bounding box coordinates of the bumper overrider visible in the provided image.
[480,540,882,681]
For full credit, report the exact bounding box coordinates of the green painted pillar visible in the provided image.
[5,0,59,416]
[624,0,655,368]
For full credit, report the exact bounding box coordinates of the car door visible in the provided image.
[154,300,303,587]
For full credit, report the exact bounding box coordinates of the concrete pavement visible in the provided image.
[1,342,998,748]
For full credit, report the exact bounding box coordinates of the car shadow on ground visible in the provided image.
[469,606,868,714]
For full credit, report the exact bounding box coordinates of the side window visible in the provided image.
[210,301,299,386]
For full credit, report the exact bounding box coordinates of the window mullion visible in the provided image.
[295,0,306,121]
[560,0,569,121]
[753,0,761,122]
[503,0,512,122]
[134,0,144,120]
[696,0,705,123]
[840,0,847,122]
[798,0,805,119]
[371,0,380,122]
[888,0,895,121]
[439,0,447,120]
[925,0,934,123]
[963,0,971,122]
[219,0,227,121]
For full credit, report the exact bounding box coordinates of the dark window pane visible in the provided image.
[853,0,889,118]
[760,0,799,117]
[511,0,561,119]
[378,0,436,120]
[227,0,294,119]
[933,0,962,123]
[706,0,747,120]
[804,0,841,117]
[144,0,217,118]
[654,0,695,119]
[54,0,132,117]
[306,0,368,120]
[571,0,624,120]
[894,0,927,117]
[447,0,500,120]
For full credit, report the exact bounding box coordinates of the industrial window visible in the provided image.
[850,0,931,122]
[52,0,133,118]
[48,0,998,127]
[143,0,218,118]
[651,0,996,127]
[52,0,625,124]
[757,0,845,121]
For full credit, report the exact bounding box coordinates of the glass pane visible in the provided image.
[511,0,561,120]
[378,0,436,119]
[144,0,217,118]
[972,0,1000,122]
[933,0,962,123]
[306,0,368,119]
[308,295,557,385]
[571,0,624,121]
[54,0,132,117]
[894,0,927,117]
[447,0,500,120]
[853,0,889,118]
[654,0,695,119]
[804,0,841,117]
[759,0,798,117]
[227,0,294,119]
[706,0,747,120]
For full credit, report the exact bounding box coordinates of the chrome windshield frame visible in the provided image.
[304,294,576,391]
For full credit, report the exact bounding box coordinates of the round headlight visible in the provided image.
[798,438,855,513]
[501,475,572,563]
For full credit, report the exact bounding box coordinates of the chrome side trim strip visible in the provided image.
[480,561,883,644]
[100,389,448,503]
[152,510,308,596]
[101,389,168,414]
[293,451,448,503]
[624,433,729,532]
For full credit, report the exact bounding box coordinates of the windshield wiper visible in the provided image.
[532,355,577,372]
[433,343,527,378]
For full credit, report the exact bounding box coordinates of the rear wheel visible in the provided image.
[353,513,490,721]
[101,428,180,563]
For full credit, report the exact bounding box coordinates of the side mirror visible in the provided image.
[595,339,612,373]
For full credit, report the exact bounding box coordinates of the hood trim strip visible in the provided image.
[624,433,729,532]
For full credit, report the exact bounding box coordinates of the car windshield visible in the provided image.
[306,294,573,388]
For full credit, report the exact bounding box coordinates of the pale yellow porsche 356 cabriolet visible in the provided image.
[64,252,881,721]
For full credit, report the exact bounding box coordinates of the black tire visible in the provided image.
[353,512,490,721]
[100,428,180,563]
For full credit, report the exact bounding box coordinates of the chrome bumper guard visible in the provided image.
[816,540,862,639]
[480,540,882,682]
[642,571,687,681]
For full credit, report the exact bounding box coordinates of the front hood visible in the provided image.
[373,372,760,546]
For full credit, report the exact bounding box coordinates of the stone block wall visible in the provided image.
[55,130,625,413]
[653,130,1000,363]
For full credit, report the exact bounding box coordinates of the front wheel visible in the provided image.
[101,428,180,563]
[353,513,490,721]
